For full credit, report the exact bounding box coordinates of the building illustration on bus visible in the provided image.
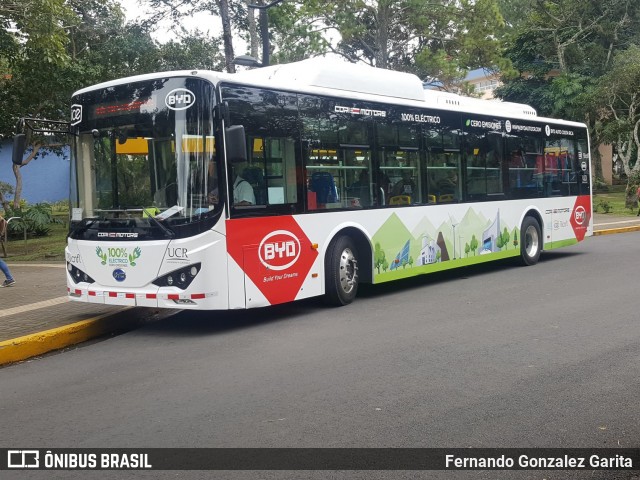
[14,57,592,310]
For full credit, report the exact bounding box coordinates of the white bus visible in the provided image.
[49,58,592,309]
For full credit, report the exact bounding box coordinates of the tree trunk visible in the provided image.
[247,0,259,59]
[12,164,23,209]
[375,2,390,69]
[11,143,41,209]
[218,0,236,73]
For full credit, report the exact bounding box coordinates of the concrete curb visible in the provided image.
[593,225,640,236]
[0,308,136,367]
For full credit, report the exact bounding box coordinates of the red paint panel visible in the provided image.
[227,217,318,305]
[571,195,591,241]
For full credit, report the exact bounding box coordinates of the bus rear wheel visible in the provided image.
[324,235,359,306]
[520,216,542,266]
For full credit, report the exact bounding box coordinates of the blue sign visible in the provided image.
[113,269,126,282]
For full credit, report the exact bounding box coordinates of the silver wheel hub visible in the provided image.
[339,247,358,294]
[525,225,539,258]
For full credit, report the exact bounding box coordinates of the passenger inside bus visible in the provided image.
[391,171,417,199]
[438,170,458,198]
[348,170,371,207]
[232,164,255,206]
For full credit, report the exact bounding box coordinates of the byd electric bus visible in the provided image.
[17,58,592,309]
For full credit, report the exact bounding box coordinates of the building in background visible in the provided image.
[464,68,501,99]
[0,142,69,204]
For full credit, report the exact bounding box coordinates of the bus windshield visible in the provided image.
[69,77,220,240]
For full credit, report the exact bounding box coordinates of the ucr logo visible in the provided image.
[259,230,301,271]
[574,206,586,225]
[165,88,196,111]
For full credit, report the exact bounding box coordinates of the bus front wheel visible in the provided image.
[324,235,359,306]
[520,216,542,266]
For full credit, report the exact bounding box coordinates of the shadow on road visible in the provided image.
[136,247,586,338]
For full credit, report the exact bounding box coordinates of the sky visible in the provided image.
[118,0,219,44]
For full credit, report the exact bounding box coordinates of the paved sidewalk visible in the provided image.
[0,212,638,366]
[592,212,640,235]
[0,264,122,342]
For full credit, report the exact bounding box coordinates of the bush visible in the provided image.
[593,177,609,193]
[4,202,54,237]
[597,200,612,213]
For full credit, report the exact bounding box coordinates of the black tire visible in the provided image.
[324,235,359,306]
[520,216,542,266]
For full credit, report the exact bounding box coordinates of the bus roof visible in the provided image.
[73,58,586,128]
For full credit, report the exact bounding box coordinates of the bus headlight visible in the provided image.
[152,263,201,290]
[67,262,95,284]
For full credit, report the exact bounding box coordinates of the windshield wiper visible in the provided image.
[69,218,98,237]
[143,208,175,238]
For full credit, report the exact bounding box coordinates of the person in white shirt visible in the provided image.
[233,168,255,206]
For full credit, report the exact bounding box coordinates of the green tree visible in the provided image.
[592,44,640,185]
[465,242,470,257]
[1,1,162,207]
[374,242,386,274]
[145,0,245,72]
[0,0,72,66]
[497,0,640,181]
[268,0,510,92]
[470,234,479,256]
[512,228,519,249]
[496,227,510,249]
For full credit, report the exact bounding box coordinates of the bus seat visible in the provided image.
[389,195,411,205]
[310,172,339,206]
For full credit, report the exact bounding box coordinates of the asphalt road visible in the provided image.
[1,233,639,480]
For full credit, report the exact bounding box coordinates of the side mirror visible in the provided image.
[12,134,27,165]
[225,125,247,163]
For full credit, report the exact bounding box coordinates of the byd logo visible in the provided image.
[165,88,195,110]
[574,206,587,225]
[258,230,301,271]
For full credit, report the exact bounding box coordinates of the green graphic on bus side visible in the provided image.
[371,209,520,283]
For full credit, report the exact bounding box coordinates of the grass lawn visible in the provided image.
[3,213,68,263]
[593,185,638,216]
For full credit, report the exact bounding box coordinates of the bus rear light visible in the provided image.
[146,293,157,299]
[191,293,205,299]
[152,262,201,290]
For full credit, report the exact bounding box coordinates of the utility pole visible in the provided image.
[247,0,286,67]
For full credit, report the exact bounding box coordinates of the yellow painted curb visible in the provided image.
[593,225,640,236]
[0,308,135,366]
